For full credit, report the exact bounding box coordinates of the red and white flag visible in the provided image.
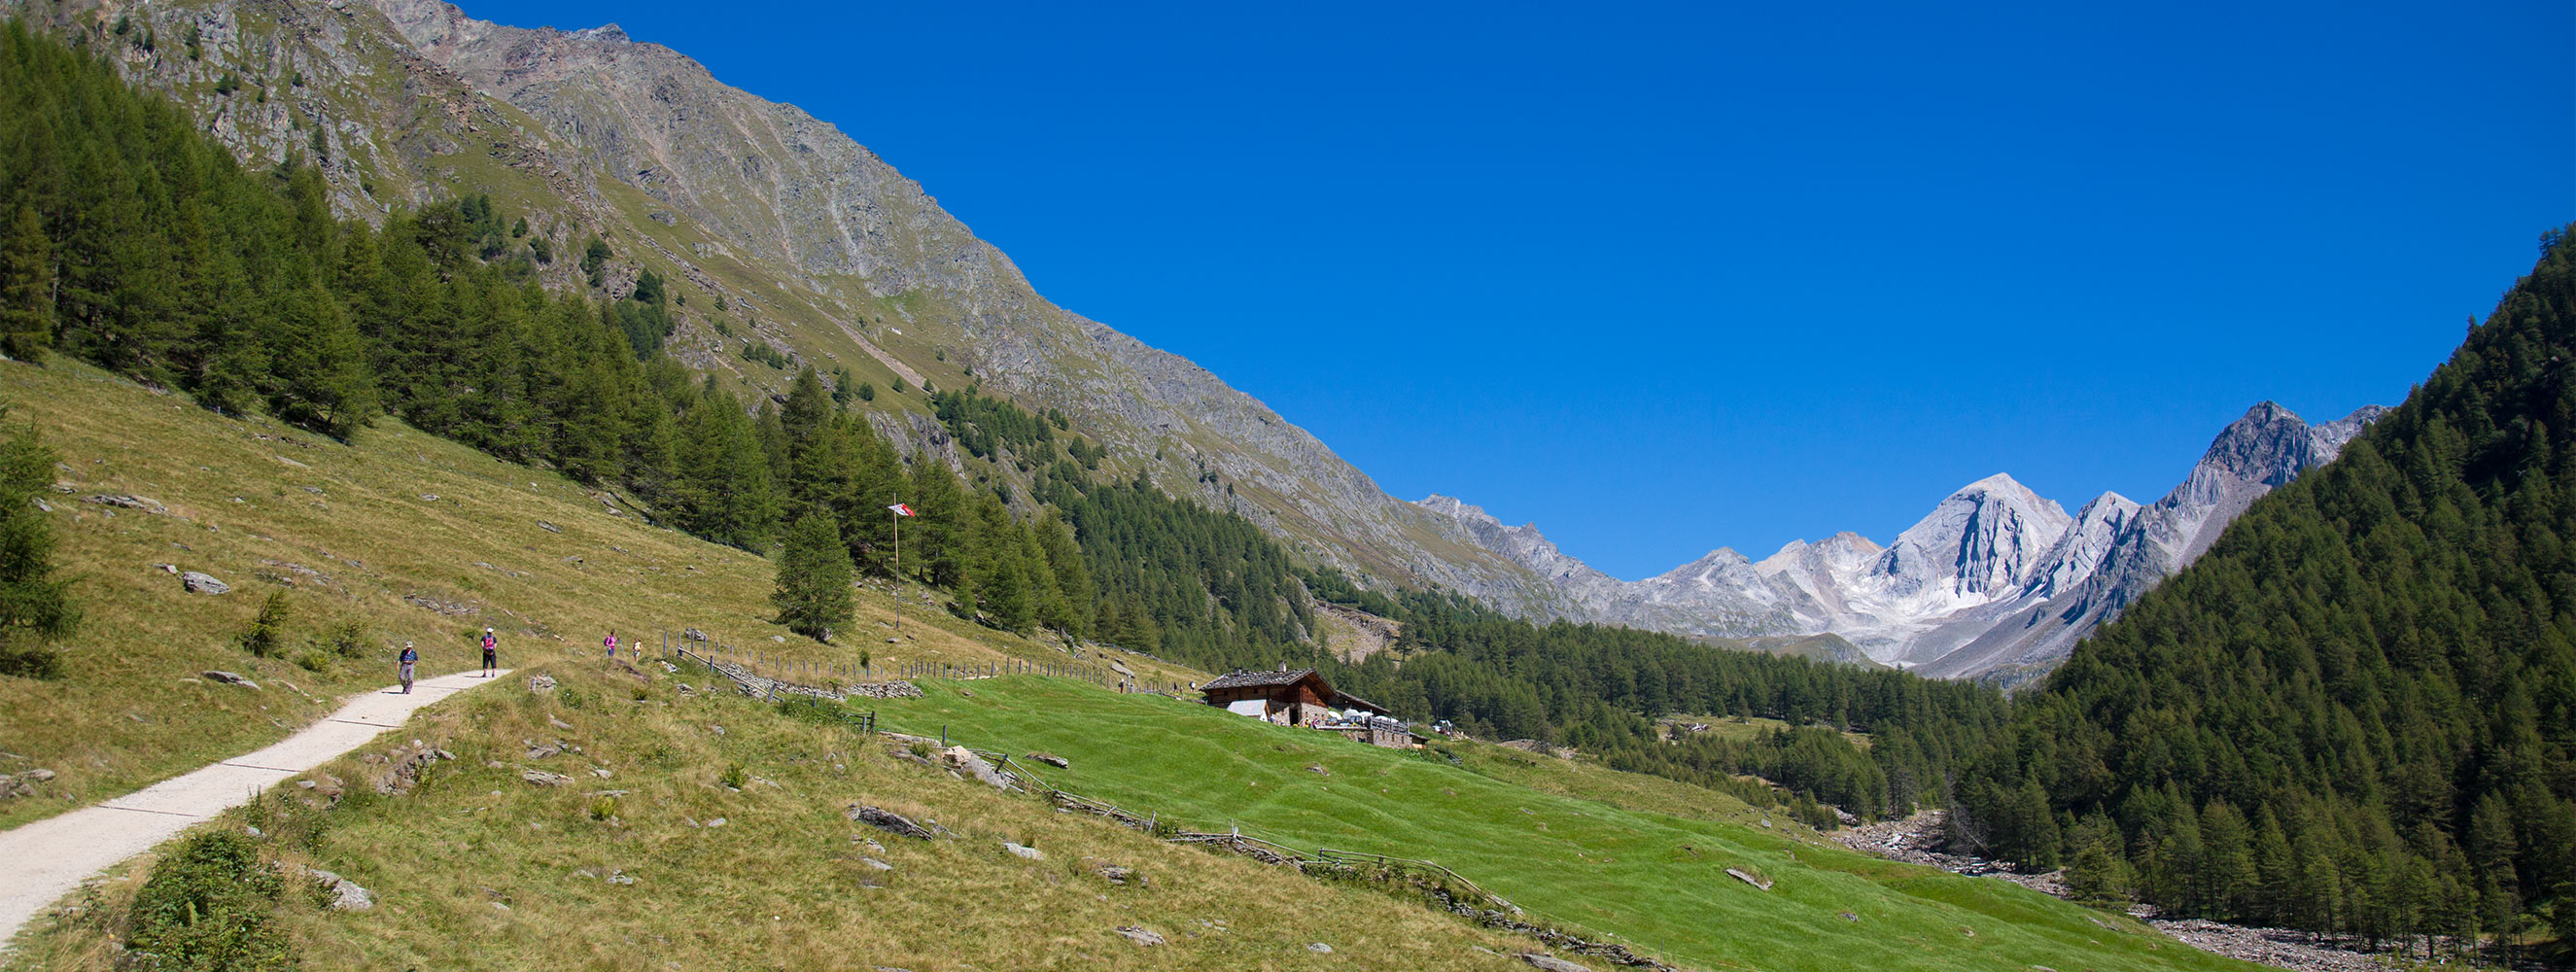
[888,503,916,517]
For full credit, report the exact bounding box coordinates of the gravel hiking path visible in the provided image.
[0,669,512,950]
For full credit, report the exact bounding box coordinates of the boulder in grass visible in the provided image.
[303,868,374,911]
[1115,925,1165,947]
[847,804,933,841]
[1002,842,1042,860]
[1025,752,1069,769]
[521,770,572,786]
[181,572,230,595]
[202,670,260,689]
[1090,862,1144,886]
[939,746,1011,790]
[87,494,166,513]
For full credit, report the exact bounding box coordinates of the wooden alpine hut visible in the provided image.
[1200,664,1422,748]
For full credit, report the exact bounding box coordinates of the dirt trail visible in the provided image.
[0,669,511,950]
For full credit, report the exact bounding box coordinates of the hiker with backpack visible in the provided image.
[480,627,498,677]
[398,642,418,694]
[604,630,618,661]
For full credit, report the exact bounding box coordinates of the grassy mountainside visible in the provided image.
[0,355,2280,972]
[874,678,2265,972]
[0,358,1198,832]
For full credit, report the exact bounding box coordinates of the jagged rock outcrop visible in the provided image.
[1917,401,2385,683]
[1421,402,2384,680]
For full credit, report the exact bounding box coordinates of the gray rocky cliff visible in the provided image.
[1918,401,2386,683]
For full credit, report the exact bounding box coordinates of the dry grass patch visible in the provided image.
[9,658,1540,971]
[0,361,1208,830]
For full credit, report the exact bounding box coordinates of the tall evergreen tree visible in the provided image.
[672,389,776,551]
[263,280,376,438]
[772,510,853,642]
[0,204,52,362]
[0,406,76,677]
[906,456,966,586]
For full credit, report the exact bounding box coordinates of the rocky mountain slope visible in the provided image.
[1917,401,2385,682]
[2,0,1568,614]
[1422,402,2383,681]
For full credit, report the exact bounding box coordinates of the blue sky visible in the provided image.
[495,0,2570,580]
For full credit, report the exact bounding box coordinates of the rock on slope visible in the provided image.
[1421,402,2384,680]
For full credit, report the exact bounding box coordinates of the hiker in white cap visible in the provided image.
[480,627,498,677]
[398,642,417,694]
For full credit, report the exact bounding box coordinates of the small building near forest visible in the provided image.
[1200,664,1424,748]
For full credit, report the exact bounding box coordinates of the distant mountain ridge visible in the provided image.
[1420,401,2385,681]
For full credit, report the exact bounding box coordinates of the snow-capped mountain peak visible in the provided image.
[1413,401,2384,681]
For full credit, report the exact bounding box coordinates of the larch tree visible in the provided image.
[773,510,853,642]
[0,407,77,677]
[0,204,53,362]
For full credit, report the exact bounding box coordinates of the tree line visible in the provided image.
[1950,229,2576,960]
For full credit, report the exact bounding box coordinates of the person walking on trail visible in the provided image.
[480,627,498,677]
[398,642,418,694]
[604,631,618,661]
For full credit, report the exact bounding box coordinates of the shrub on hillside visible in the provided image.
[123,831,295,972]
[320,618,368,660]
[241,590,292,658]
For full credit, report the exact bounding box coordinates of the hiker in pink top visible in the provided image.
[604,631,618,660]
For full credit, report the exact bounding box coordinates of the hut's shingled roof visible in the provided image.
[1201,668,1319,691]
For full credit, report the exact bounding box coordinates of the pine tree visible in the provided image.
[781,366,829,446]
[982,546,1033,634]
[0,408,77,677]
[753,400,788,485]
[2252,807,2297,927]
[673,390,776,551]
[906,457,966,587]
[842,429,905,573]
[264,280,377,438]
[772,510,853,642]
[1030,509,1093,638]
[0,205,53,362]
[2200,800,2258,921]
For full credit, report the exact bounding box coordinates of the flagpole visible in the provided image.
[891,503,901,641]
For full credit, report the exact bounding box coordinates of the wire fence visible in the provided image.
[648,630,1194,696]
